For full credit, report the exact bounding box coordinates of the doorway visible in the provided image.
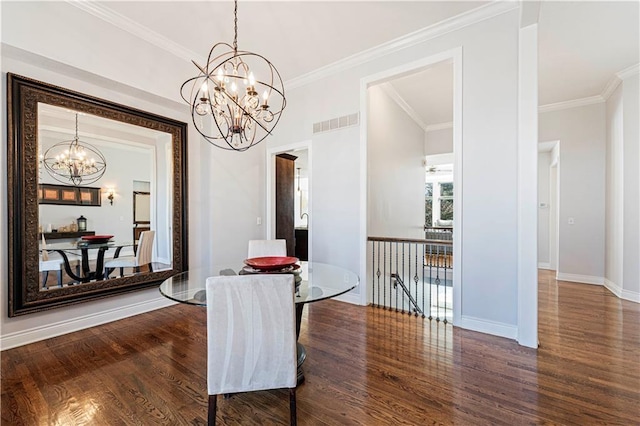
[360,47,462,322]
[267,141,312,262]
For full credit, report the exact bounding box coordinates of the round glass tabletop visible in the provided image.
[159,262,359,306]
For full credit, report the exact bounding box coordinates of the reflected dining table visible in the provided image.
[159,261,359,383]
[40,241,136,283]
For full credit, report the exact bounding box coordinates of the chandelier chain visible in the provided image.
[233,0,238,53]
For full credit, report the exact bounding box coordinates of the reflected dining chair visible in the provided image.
[40,236,79,288]
[247,239,287,258]
[104,230,155,278]
[206,274,297,425]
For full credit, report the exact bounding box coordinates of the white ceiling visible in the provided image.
[73,1,638,131]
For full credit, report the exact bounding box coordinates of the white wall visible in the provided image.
[537,151,551,266]
[605,85,624,290]
[605,73,640,302]
[539,103,606,284]
[425,127,453,155]
[1,3,266,348]
[368,85,425,239]
[622,74,639,299]
[269,10,522,336]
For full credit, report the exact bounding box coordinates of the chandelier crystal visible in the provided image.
[42,113,107,186]
[180,0,286,152]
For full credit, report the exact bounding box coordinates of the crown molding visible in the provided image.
[425,121,453,133]
[379,83,428,131]
[65,0,198,63]
[286,1,518,90]
[616,63,640,80]
[601,76,622,101]
[538,95,604,113]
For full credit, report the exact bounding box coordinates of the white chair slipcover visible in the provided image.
[247,239,287,258]
[206,274,297,425]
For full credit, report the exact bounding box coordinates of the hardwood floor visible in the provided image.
[2,270,639,425]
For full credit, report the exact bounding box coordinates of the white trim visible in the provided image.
[287,2,516,90]
[379,83,428,131]
[517,23,538,348]
[538,95,604,113]
[601,76,622,101]
[266,141,313,262]
[537,262,552,270]
[425,121,454,133]
[605,279,640,303]
[604,278,622,297]
[457,315,518,340]
[358,46,463,314]
[621,290,640,303]
[66,0,198,63]
[556,272,604,285]
[616,63,640,80]
[0,297,175,351]
[333,291,361,306]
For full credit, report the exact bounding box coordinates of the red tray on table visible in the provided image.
[243,256,299,271]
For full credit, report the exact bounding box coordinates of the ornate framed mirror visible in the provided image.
[7,73,188,316]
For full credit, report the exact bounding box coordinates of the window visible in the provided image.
[424,179,453,227]
[425,183,433,227]
[439,182,453,221]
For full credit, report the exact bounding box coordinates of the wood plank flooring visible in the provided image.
[2,270,639,425]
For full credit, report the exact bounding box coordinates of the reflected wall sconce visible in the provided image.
[105,188,116,205]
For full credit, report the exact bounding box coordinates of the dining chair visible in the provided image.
[247,239,287,258]
[40,236,79,288]
[206,274,297,425]
[104,230,155,278]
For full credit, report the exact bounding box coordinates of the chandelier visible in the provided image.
[42,113,107,186]
[180,0,286,152]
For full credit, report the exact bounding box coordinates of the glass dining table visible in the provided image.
[159,261,359,383]
[40,241,136,283]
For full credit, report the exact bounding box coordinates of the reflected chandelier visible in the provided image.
[42,113,107,186]
[180,0,286,152]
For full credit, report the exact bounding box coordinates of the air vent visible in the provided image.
[312,112,359,134]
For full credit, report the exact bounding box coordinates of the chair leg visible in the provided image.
[56,270,63,287]
[42,271,48,288]
[289,388,297,426]
[119,267,124,277]
[208,394,217,425]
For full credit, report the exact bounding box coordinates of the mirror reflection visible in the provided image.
[37,103,174,290]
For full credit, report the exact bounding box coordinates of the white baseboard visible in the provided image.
[604,278,622,297]
[334,291,363,306]
[621,289,640,303]
[456,315,518,340]
[556,272,604,285]
[605,279,640,303]
[537,262,552,270]
[0,297,176,351]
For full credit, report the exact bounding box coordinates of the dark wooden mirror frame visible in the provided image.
[7,73,188,317]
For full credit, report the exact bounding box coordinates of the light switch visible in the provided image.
[256,217,262,225]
